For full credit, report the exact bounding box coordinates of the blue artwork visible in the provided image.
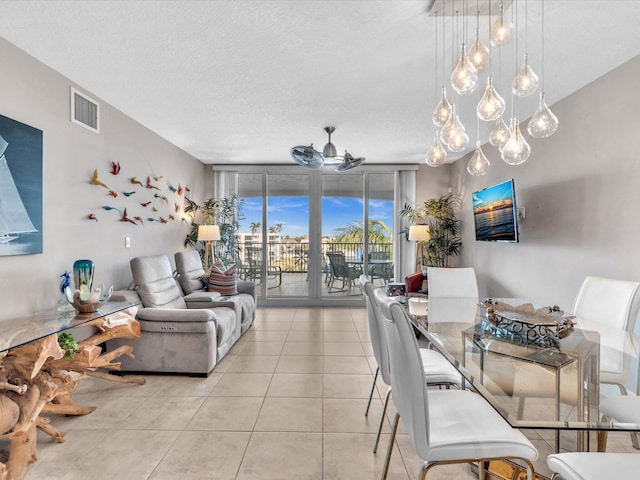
[0,114,43,256]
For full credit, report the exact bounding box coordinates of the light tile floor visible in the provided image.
[17,306,639,479]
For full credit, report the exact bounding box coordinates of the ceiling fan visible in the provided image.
[290,126,365,171]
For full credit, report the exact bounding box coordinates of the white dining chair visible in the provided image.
[376,292,538,480]
[547,452,640,479]
[360,277,461,454]
[426,267,479,299]
[598,394,640,450]
[572,276,640,451]
[572,276,640,392]
[516,278,640,417]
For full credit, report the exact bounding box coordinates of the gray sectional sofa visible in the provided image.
[107,251,256,376]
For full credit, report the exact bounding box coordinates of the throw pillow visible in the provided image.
[208,263,238,296]
[200,274,210,288]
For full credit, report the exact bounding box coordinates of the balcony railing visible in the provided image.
[238,241,392,273]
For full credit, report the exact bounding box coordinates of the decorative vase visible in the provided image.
[73,259,95,290]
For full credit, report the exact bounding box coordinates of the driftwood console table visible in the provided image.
[0,302,144,480]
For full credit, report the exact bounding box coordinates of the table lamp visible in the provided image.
[197,224,221,271]
[408,225,430,290]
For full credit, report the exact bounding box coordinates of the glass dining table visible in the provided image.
[405,297,640,453]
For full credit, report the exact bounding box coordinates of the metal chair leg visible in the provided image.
[380,411,399,480]
[373,386,392,453]
[477,461,486,480]
[365,367,379,416]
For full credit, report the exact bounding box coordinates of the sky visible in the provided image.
[239,196,394,238]
[472,179,515,208]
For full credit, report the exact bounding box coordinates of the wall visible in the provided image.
[444,54,640,312]
[0,38,211,319]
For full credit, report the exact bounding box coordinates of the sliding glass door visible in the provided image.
[236,169,395,306]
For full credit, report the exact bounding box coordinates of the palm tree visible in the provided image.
[268,223,283,235]
[250,222,261,234]
[333,220,391,244]
[183,194,244,265]
[400,193,462,268]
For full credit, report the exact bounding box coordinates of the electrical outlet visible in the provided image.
[125,236,131,248]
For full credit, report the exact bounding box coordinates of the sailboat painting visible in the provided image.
[0,114,43,256]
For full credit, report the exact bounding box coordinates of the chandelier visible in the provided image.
[291,126,366,171]
[426,0,558,176]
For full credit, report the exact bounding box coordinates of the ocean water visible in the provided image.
[474,206,517,241]
[0,232,42,257]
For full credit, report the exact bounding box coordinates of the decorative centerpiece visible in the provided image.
[65,283,113,313]
[64,259,112,313]
[480,298,575,348]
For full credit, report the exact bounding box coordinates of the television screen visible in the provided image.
[472,179,519,242]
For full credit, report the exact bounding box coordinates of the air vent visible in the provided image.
[70,87,100,133]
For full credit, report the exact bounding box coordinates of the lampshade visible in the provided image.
[197,224,221,242]
[408,225,430,242]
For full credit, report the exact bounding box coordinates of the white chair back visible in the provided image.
[572,276,640,332]
[572,276,640,384]
[427,267,479,299]
[360,276,391,386]
[375,289,430,459]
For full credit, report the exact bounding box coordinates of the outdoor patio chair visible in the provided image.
[368,251,394,286]
[326,251,362,294]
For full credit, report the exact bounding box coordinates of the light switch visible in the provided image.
[125,236,131,248]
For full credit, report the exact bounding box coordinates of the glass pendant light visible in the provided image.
[445,108,469,153]
[440,105,456,147]
[433,87,452,127]
[469,36,489,72]
[527,1,558,138]
[467,142,490,176]
[451,43,478,95]
[512,53,539,96]
[489,117,510,149]
[491,1,510,46]
[425,131,447,167]
[477,76,506,121]
[501,119,531,165]
[527,92,559,138]
[469,9,489,72]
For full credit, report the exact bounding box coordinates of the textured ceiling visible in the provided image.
[0,0,639,166]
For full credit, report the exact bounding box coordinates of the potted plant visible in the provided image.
[184,194,244,266]
[401,193,462,268]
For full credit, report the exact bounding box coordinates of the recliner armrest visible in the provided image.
[135,307,216,323]
[237,280,257,299]
[111,289,142,304]
[184,291,235,309]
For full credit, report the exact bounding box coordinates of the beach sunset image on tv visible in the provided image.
[472,179,518,242]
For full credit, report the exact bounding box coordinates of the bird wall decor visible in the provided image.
[90,169,109,189]
[88,166,187,228]
[121,208,137,225]
[146,176,160,190]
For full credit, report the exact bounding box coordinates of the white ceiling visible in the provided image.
[0,0,639,166]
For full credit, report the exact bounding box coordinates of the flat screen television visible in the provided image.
[472,179,519,242]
